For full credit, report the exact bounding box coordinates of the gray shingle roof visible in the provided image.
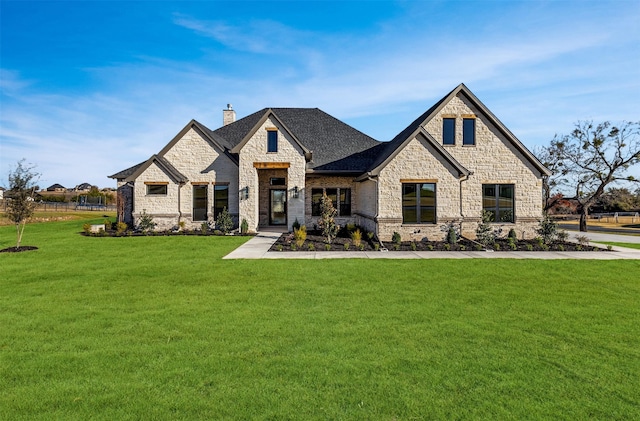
[109,161,145,180]
[213,108,382,172]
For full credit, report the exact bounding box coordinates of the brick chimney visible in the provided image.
[223,104,236,126]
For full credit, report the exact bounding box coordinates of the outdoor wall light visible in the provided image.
[242,186,249,200]
[293,186,299,198]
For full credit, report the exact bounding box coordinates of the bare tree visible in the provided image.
[545,121,640,231]
[6,159,40,249]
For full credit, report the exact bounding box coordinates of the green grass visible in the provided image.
[596,241,640,250]
[1,219,640,419]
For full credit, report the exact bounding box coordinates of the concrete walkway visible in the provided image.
[224,230,640,260]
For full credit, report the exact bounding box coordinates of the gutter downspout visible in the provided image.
[459,171,473,236]
[177,182,184,224]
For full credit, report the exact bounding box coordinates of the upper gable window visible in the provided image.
[146,183,168,195]
[463,118,475,146]
[443,118,455,145]
[267,130,278,153]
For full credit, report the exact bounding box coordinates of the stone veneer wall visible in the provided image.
[422,94,544,239]
[376,136,463,242]
[133,127,239,230]
[238,116,306,232]
[354,179,377,234]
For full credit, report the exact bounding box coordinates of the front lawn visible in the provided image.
[596,241,640,250]
[1,219,639,419]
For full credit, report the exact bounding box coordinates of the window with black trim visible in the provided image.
[443,118,455,145]
[402,183,436,224]
[214,185,229,219]
[146,184,167,195]
[311,187,351,216]
[463,118,475,145]
[267,130,278,152]
[483,184,514,223]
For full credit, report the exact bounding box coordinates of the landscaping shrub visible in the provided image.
[392,232,401,244]
[476,210,497,246]
[575,235,590,247]
[293,225,307,247]
[82,223,92,235]
[216,207,233,234]
[537,214,560,245]
[508,228,517,240]
[318,193,339,244]
[137,209,156,233]
[115,221,128,235]
[292,218,301,231]
[240,218,249,235]
[351,229,362,247]
[410,241,417,251]
[344,243,350,251]
[201,222,209,234]
[441,222,460,244]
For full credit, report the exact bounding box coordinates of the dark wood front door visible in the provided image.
[270,189,287,225]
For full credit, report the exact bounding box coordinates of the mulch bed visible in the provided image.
[270,231,606,252]
[0,246,39,253]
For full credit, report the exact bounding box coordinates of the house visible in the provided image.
[109,84,550,241]
[46,183,66,192]
[75,183,93,192]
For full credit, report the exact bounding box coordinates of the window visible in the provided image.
[146,184,167,195]
[311,187,351,216]
[339,188,351,216]
[214,185,229,219]
[270,177,286,186]
[463,118,475,145]
[193,185,208,221]
[267,130,278,152]
[483,184,514,223]
[443,118,455,145]
[402,183,436,224]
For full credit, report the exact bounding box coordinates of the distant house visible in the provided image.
[75,183,93,191]
[0,187,4,200]
[46,183,66,192]
[110,83,550,240]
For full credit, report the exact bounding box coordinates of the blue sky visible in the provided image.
[1,0,639,189]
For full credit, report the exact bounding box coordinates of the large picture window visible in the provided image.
[483,184,514,223]
[402,183,436,224]
[214,185,229,219]
[311,187,351,216]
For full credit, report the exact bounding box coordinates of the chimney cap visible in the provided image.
[226,103,233,110]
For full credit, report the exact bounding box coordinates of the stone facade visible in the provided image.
[132,127,239,230]
[422,95,544,240]
[376,136,463,242]
[237,116,306,232]
[113,85,546,239]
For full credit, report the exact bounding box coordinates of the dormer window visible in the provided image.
[267,129,278,152]
[443,118,455,145]
[463,118,475,146]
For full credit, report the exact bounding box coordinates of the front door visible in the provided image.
[270,189,287,225]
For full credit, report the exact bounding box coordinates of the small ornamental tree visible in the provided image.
[476,209,496,246]
[6,159,40,249]
[216,207,233,234]
[318,192,339,244]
